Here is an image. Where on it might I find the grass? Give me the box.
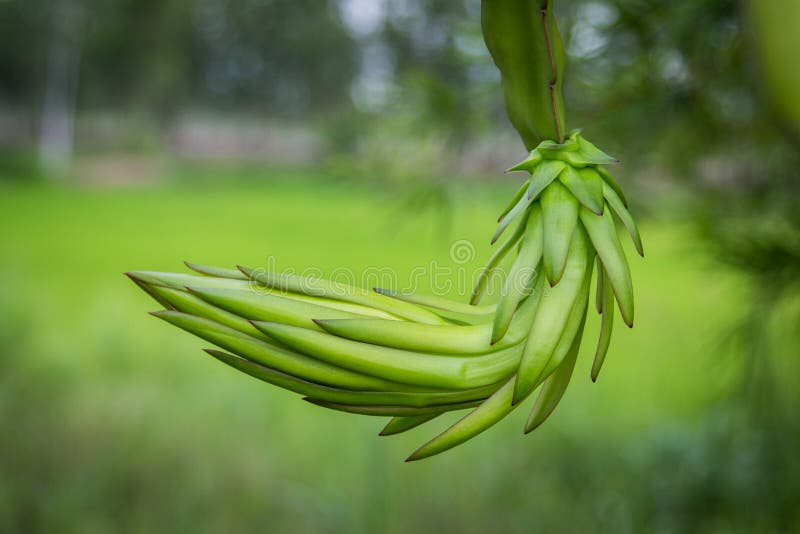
[0,176,793,532]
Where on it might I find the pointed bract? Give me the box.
[252,321,521,390]
[541,181,580,285]
[595,257,605,314]
[559,166,603,215]
[505,150,542,174]
[205,349,495,408]
[524,310,586,432]
[591,272,615,382]
[497,179,531,221]
[579,208,635,327]
[526,160,566,201]
[513,228,590,403]
[596,166,628,207]
[473,214,528,304]
[315,318,495,354]
[492,206,544,343]
[406,377,518,461]
[380,414,443,436]
[603,182,644,257]
[185,262,248,280]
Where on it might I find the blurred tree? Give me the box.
[189,0,359,116]
[78,0,197,127]
[557,0,747,173]
[0,1,50,109]
[0,0,360,172]
[379,0,476,148]
[77,0,359,118]
[39,0,84,176]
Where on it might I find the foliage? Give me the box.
[0,0,359,119]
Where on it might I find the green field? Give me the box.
[0,178,789,532]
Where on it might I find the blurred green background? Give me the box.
[1,0,799,532]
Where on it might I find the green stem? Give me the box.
[482,0,567,147]
[540,3,564,142]
[747,0,800,142]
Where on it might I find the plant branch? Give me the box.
[540,3,563,142]
[481,0,567,148]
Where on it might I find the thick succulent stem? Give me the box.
[746,0,800,142]
[481,0,567,147]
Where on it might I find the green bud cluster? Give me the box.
[127,133,642,461]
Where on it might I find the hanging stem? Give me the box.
[482,0,567,148]
[540,3,564,142]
